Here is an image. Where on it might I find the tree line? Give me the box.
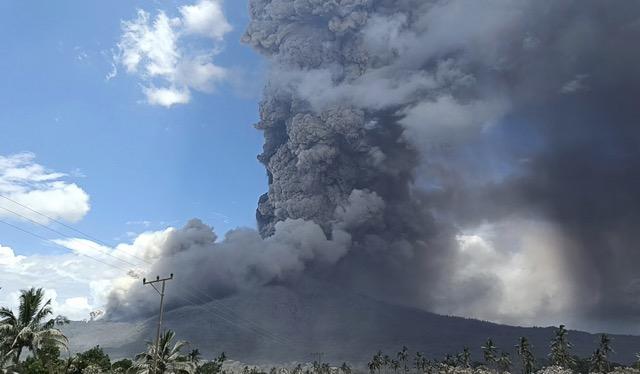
[365,328,626,374]
[2,288,640,374]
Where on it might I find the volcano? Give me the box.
[63,280,640,365]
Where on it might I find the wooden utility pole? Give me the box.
[143,273,174,374]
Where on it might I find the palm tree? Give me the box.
[413,352,423,373]
[600,334,612,353]
[368,360,376,374]
[516,337,535,374]
[497,352,512,374]
[599,334,613,361]
[482,339,498,367]
[188,348,201,366]
[313,360,331,374]
[0,348,13,372]
[443,354,456,367]
[457,347,471,368]
[590,334,613,373]
[340,362,352,374]
[133,330,196,374]
[413,352,429,374]
[375,351,385,374]
[369,351,384,374]
[383,354,391,374]
[549,325,574,368]
[320,363,330,374]
[0,287,68,364]
[590,349,607,373]
[391,359,400,374]
[398,346,409,373]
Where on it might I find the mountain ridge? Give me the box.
[62,281,640,364]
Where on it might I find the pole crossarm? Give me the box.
[143,274,174,285]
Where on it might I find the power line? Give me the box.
[175,286,294,347]
[0,218,128,271]
[0,216,294,348]
[0,193,296,347]
[171,278,294,345]
[0,198,297,350]
[0,205,142,269]
[0,193,151,267]
[185,297,292,348]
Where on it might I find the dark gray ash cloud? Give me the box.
[107,0,640,333]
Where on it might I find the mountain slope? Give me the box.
[63,281,640,364]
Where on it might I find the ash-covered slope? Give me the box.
[64,281,640,364]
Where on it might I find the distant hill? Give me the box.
[62,280,640,365]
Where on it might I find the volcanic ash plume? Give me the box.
[108,0,640,333]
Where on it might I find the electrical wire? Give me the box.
[0,195,297,349]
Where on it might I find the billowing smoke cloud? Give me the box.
[105,218,352,318]
[108,0,640,333]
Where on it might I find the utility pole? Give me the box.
[143,273,173,374]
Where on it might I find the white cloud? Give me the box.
[175,56,227,93]
[180,0,232,40]
[0,153,90,224]
[5,227,184,319]
[57,296,92,319]
[0,228,166,320]
[115,1,232,107]
[0,245,24,266]
[119,11,179,77]
[143,86,191,107]
[0,243,122,321]
[51,238,115,259]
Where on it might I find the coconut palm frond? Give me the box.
[0,288,69,364]
[132,330,196,374]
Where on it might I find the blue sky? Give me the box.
[0,0,627,332]
[0,0,266,259]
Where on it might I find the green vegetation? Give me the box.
[482,339,498,368]
[69,345,112,373]
[590,335,614,374]
[2,289,640,374]
[132,330,197,373]
[549,325,574,369]
[515,337,535,374]
[361,326,635,374]
[0,287,69,366]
